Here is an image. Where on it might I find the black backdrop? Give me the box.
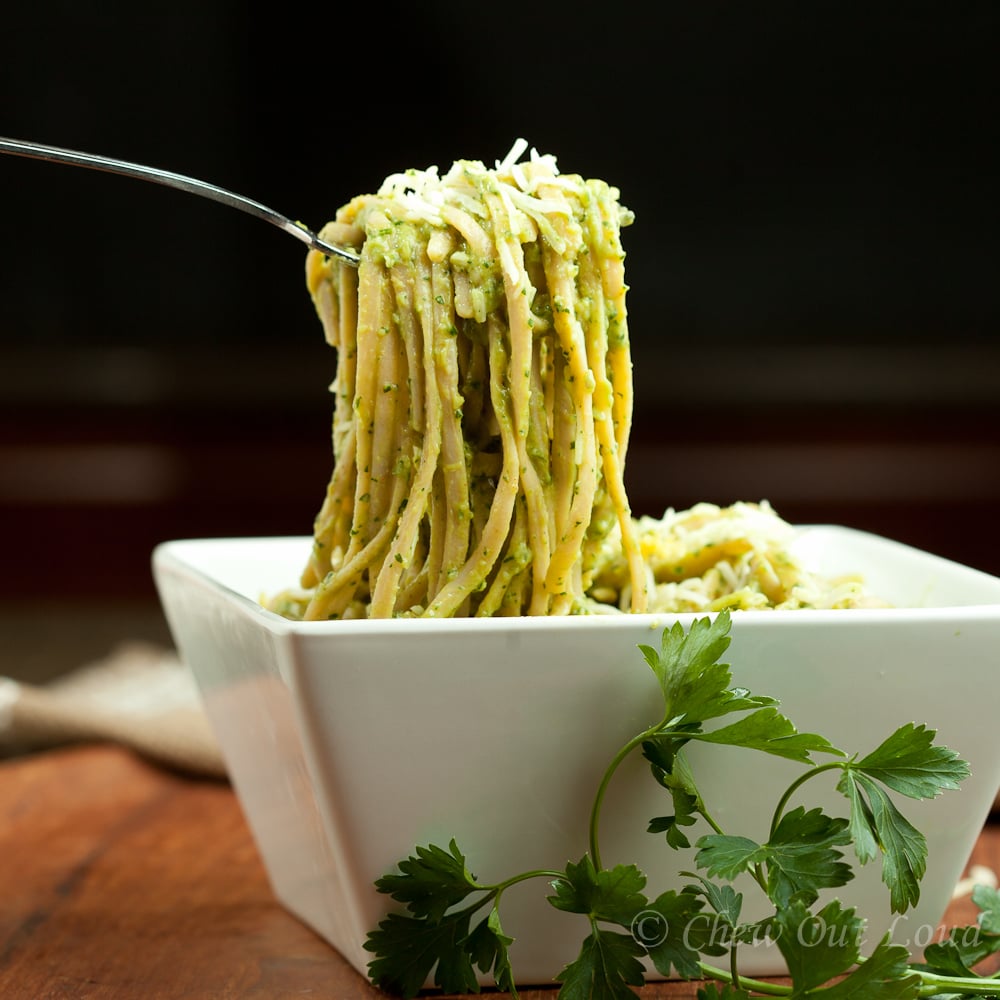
[2,2,996,354]
[1,2,999,596]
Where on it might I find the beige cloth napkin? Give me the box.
[0,640,226,778]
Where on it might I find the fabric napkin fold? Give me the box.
[0,640,227,778]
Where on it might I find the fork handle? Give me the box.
[0,136,359,265]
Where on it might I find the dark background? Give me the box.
[1,2,998,660]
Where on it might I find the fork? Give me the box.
[0,135,360,265]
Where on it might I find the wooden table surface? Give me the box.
[1,745,997,999]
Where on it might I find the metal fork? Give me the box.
[0,136,360,265]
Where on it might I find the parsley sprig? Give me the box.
[365,610,999,998]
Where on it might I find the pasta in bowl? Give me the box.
[153,142,1000,989]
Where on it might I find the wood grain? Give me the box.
[0,745,996,998]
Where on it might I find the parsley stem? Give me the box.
[697,961,793,995]
[486,868,566,893]
[698,960,1000,998]
[447,870,565,924]
[444,867,561,928]
[588,723,666,869]
[916,971,1000,995]
[768,760,845,839]
[697,801,726,838]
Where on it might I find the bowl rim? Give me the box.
[152,525,1000,636]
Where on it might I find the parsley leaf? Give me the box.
[647,789,700,849]
[679,875,748,958]
[373,838,480,922]
[640,609,841,767]
[920,926,1000,977]
[694,834,765,882]
[644,743,703,848]
[365,839,503,996]
[838,770,927,912]
[365,908,478,997]
[975,882,1000,933]
[638,888,707,977]
[820,934,921,1000]
[840,766,880,866]
[849,723,970,799]
[691,706,842,763]
[548,855,648,925]
[556,929,647,1000]
[764,806,854,906]
[638,610,776,724]
[683,874,744,931]
[835,723,967,914]
[919,884,1000,975]
[772,898,864,990]
[467,906,517,994]
[695,808,852,907]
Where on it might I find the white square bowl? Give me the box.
[152,525,1000,985]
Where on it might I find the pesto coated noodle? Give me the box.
[266,141,882,620]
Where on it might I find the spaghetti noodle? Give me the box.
[266,142,881,620]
